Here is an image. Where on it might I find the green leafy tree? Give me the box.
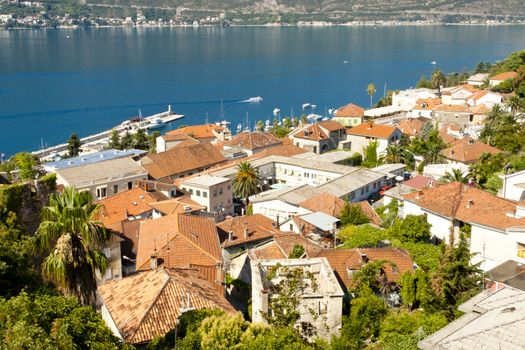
[483,173,503,194]
[416,75,432,88]
[430,69,446,97]
[367,83,377,109]
[148,131,161,153]
[439,168,472,184]
[338,224,388,248]
[256,120,264,132]
[380,144,407,164]
[232,161,261,212]
[120,131,134,150]
[239,324,313,350]
[67,133,81,157]
[0,291,131,349]
[340,201,370,226]
[199,312,247,350]
[283,117,292,129]
[108,129,121,150]
[33,187,109,306]
[362,140,381,168]
[289,245,305,258]
[12,152,38,181]
[133,128,150,150]
[505,95,525,116]
[388,215,431,243]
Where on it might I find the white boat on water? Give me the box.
[273,108,280,117]
[431,61,437,65]
[216,120,231,128]
[243,96,263,103]
[147,118,165,130]
[302,103,311,109]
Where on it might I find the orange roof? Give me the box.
[217,214,281,248]
[398,118,426,137]
[274,232,323,257]
[314,247,414,291]
[413,98,442,110]
[438,128,457,144]
[318,120,346,132]
[166,124,225,140]
[404,182,525,231]
[250,241,287,259]
[98,268,235,344]
[346,122,399,139]
[404,175,433,190]
[223,132,281,151]
[440,138,501,163]
[433,104,471,113]
[148,196,205,215]
[136,214,222,271]
[442,84,481,96]
[491,71,518,81]
[334,103,365,118]
[254,144,307,157]
[471,104,491,115]
[96,188,160,231]
[142,143,227,180]
[299,192,345,217]
[292,123,329,141]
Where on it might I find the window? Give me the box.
[227,199,230,204]
[127,182,133,190]
[213,190,218,197]
[203,191,208,198]
[227,185,231,190]
[219,188,223,195]
[351,192,356,200]
[96,187,107,199]
[361,188,364,195]
[366,185,369,193]
[373,182,377,189]
[196,190,201,196]
[189,189,193,195]
[113,184,119,194]
[290,223,293,231]
[392,265,399,273]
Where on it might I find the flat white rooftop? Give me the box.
[181,174,230,187]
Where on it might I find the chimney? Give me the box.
[416,191,423,199]
[150,254,158,270]
[244,228,249,239]
[466,199,474,209]
[360,253,369,264]
[276,214,280,229]
[228,231,233,241]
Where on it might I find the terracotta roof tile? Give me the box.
[149,196,205,215]
[299,192,345,217]
[398,118,426,137]
[334,103,365,118]
[98,268,235,344]
[318,120,346,132]
[403,182,525,231]
[403,175,433,190]
[346,122,399,139]
[166,124,226,140]
[136,214,222,271]
[273,232,323,257]
[217,214,280,248]
[250,241,287,260]
[413,98,442,110]
[223,132,281,151]
[433,104,472,113]
[142,143,227,179]
[314,247,414,291]
[96,188,159,230]
[440,138,502,163]
[491,71,518,81]
[292,123,329,141]
[438,128,457,144]
[471,104,492,115]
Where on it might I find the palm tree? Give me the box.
[431,69,446,97]
[367,83,377,109]
[232,161,261,212]
[380,144,406,164]
[256,120,264,131]
[422,142,445,165]
[440,168,472,184]
[33,187,109,306]
[505,95,525,116]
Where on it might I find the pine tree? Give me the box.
[120,132,134,150]
[108,129,121,150]
[133,129,149,150]
[67,133,81,157]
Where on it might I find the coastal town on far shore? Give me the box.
[1,38,525,349]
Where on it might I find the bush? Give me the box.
[338,224,389,248]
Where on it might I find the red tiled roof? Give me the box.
[440,138,502,163]
[413,98,442,110]
[148,196,205,215]
[346,122,398,139]
[217,214,280,248]
[491,71,518,81]
[98,268,235,344]
[314,247,414,291]
[274,232,323,257]
[292,123,329,141]
[403,175,433,190]
[96,188,159,231]
[166,124,226,140]
[318,120,346,132]
[403,182,525,231]
[142,143,227,180]
[334,103,365,118]
[433,104,471,113]
[398,118,426,137]
[136,214,222,271]
[223,132,281,151]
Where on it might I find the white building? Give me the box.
[180,174,233,216]
[54,157,148,200]
[251,258,343,340]
[499,169,525,202]
[402,182,525,271]
[467,91,503,108]
[489,71,518,87]
[466,73,489,86]
[345,122,403,157]
[441,85,480,106]
[392,88,436,109]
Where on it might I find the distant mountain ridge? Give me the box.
[81,0,525,19]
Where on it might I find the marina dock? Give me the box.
[32,107,184,160]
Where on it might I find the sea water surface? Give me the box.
[1,25,525,156]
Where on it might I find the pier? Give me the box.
[32,107,184,160]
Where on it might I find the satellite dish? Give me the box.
[395,176,404,182]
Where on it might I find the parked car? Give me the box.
[379,185,393,196]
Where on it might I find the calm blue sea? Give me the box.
[1,25,524,156]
